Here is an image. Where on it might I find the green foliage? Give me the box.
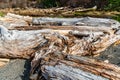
[0,12,4,17]
[105,0,120,11]
[39,0,60,8]
[112,14,120,22]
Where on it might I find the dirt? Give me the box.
[0,59,31,80]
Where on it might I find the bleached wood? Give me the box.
[0,26,51,58]
[31,55,120,80]
[0,14,120,80]
[42,63,108,80]
[0,24,119,58]
[32,17,120,28]
[0,58,9,67]
[6,13,32,23]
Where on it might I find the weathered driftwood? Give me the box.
[1,13,120,30]
[4,13,117,28]
[0,14,120,80]
[0,13,32,29]
[6,13,32,23]
[0,58,9,67]
[42,56,120,80]
[0,25,119,80]
[1,24,119,58]
[0,25,50,58]
[31,54,120,80]
[13,25,120,55]
[28,27,120,80]
[32,17,120,28]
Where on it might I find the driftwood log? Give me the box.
[0,13,120,80]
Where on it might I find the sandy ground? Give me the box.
[95,44,120,66]
[0,59,31,80]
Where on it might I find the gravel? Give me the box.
[0,59,31,80]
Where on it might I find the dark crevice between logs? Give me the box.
[30,59,46,80]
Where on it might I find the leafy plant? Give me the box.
[112,14,120,22]
[104,0,120,11]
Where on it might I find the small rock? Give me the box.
[104,60,109,63]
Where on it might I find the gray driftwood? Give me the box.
[0,14,120,80]
[32,17,120,28]
[0,24,120,80]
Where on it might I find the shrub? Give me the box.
[112,14,120,22]
[105,0,120,11]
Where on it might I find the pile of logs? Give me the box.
[0,13,120,80]
[1,7,119,18]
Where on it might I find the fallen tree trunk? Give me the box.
[31,54,120,80]
[0,13,32,29]
[1,13,120,30]
[32,17,120,28]
[0,26,50,59]
[0,24,119,58]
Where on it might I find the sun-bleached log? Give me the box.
[6,13,32,23]
[3,13,120,29]
[32,17,120,28]
[41,62,108,80]
[0,24,120,58]
[0,13,32,29]
[0,25,51,59]
[31,54,120,80]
